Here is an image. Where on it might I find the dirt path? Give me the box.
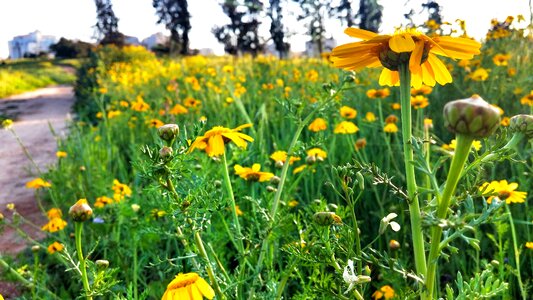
[0,85,74,255]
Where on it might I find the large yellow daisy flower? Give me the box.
[188,124,254,157]
[162,273,214,300]
[331,27,481,88]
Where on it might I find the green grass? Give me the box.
[0,58,78,98]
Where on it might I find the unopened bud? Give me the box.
[364,265,372,276]
[32,245,41,252]
[443,95,500,138]
[159,146,173,158]
[214,180,222,188]
[266,185,277,193]
[157,124,180,141]
[96,259,109,269]
[275,160,284,169]
[313,212,342,226]
[389,239,401,250]
[69,199,93,222]
[131,204,140,212]
[490,260,500,267]
[509,114,533,139]
[270,176,281,185]
[306,155,316,165]
[356,275,372,284]
[356,172,365,190]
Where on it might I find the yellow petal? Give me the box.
[411,71,423,89]
[389,33,415,53]
[333,55,381,70]
[189,284,203,300]
[421,61,436,87]
[379,69,400,86]
[427,54,452,85]
[409,40,425,73]
[234,165,244,174]
[195,278,215,299]
[507,182,518,191]
[206,135,225,157]
[252,164,261,172]
[344,27,378,40]
[175,287,189,300]
[233,123,253,132]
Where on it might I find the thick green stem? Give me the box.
[425,134,474,298]
[506,205,527,300]
[222,151,245,255]
[398,65,427,280]
[75,222,92,300]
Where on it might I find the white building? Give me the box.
[142,32,169,50]
[8,31,56,59]
[305,37,337,57]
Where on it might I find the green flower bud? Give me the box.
[159,146,173,159]
[266,185,277,193]
[269,176,281,185]
[313,212,342,226]
[96,259,109,269]
[32,245,41,252]
[443,94,500,138]
[157,124,180,141]
[509,114,533,139]
[69,199,93,222]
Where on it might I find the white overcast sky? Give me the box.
[0,0,531,59]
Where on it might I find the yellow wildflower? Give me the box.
[234,164,274,182]
[331,27,481,88]
[188,124,254,157]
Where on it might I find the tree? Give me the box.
[50,38,94,58]
[293,0,330,55]
[333,0,382,32]
[268,0,290,58]
[357,0,382,32]
[213,0,264,56]
[94,0,125,46]
[152,0,191,55]
[334,0,355,27]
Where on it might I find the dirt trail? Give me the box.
[0,85,74,254]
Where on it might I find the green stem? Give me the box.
[398,65,427,281]
[222,151,245,255]
[75,222,92,300]
[194,231,225,299]
[425,134,474,298]
[254,84,344,276]
[506,205,527,300]
[133,234,138,300]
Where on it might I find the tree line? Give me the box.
[52,0,442,59]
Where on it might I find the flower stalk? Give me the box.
[74,222,92,300]
[425,133,474,298]
[398,64,427,280]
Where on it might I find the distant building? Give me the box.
[8,30,56,59]
[305,37,336,57]
[142,32,169,50]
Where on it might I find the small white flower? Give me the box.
[379,212,401,234]
[343,259,358,294]
[343,259,371,294]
